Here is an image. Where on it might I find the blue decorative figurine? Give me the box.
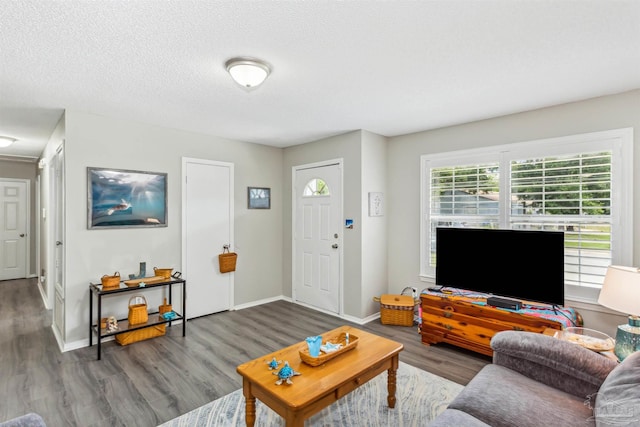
[266,357,281,370]
[273,361,301,385]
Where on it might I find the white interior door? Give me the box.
[293,161,342,314]
[183,158,234,319]
[52,145,65,331]
[0,179,28,281]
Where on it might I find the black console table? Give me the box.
[89,277,186,360]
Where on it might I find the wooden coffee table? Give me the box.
[236,325,404,426]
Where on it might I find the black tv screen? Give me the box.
[435,227,565,306]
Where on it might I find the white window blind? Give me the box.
[421,128,633,303]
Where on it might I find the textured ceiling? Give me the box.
[1,0,639,159]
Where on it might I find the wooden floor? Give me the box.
[0,278,490,427]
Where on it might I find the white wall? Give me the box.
[361,131,388,318]
[62,110,283,345]
[386,89,640,333]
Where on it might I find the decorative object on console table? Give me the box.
[153,267,173,279]
[597,265,640,361]
[127,295,149,325]
[159,298,172,315]
[100,271,120,289]
[115,324,165,346]
[219,245,237,273]
[129,262,147,280]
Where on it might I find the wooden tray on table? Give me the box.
[299,332,359,366]
[123,276,167,287]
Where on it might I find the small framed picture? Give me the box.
[248,187,271,209]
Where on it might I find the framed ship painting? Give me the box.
[87,167,168,229]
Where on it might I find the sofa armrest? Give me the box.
[491,330,618,398]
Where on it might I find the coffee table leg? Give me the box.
[243,378,256,427]
[387,364,398,408]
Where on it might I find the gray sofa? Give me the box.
[430,330,640,427]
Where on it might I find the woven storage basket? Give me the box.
[159,298,172,315]
[377,294,415,326]
[101,272,120,289]
[299,332,359,367]
[219,248,237,273]
[153,267,173,279]
[128,295,149,326]
[115,324,166,346]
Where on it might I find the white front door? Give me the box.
[293,161,342,314]
[0,179,28,280]
[182,158,234,319]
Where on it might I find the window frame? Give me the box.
[420,128,633,304]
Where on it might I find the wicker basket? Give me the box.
[219,248,237,273]
[128,295,149,326]
[115,324,166,346]
[299,332,359,367]
[159,298,172,315]
[376,294,415,326]
[101,272,120,289]
[153,267,173,279]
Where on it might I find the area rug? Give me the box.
[158,362,463,426]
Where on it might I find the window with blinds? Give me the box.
[421,128,632,303]
[510,152,612,288]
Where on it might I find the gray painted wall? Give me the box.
[282,131,363,318]
[58,110,283,344]
[386,89,640,334]
[34,89,638,347]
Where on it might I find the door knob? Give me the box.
[56,241,63,246]
[332,244,339,249]
[19,234,25,237]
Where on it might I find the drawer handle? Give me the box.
[443,311,452,318]
[444,324,453,330]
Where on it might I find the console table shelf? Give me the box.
[420,293,569,356]
[89,278,186,360]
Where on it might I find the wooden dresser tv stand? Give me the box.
[420,293,566,356]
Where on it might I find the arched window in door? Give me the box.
[303,178,330,196]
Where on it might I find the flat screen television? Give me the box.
[435,227,565,306]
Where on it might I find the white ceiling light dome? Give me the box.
[0,136,17,148]
[225,57,271,89]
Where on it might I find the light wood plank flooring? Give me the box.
[0,278,489,427]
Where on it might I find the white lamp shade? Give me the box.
[225,58,270,88]
[598,265,640,316]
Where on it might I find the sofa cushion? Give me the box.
[428,408,490,427]
[595,351,640,427]
[447,364,595,427]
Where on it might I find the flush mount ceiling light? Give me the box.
[225,57,271,89]
[0,136,17,148]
